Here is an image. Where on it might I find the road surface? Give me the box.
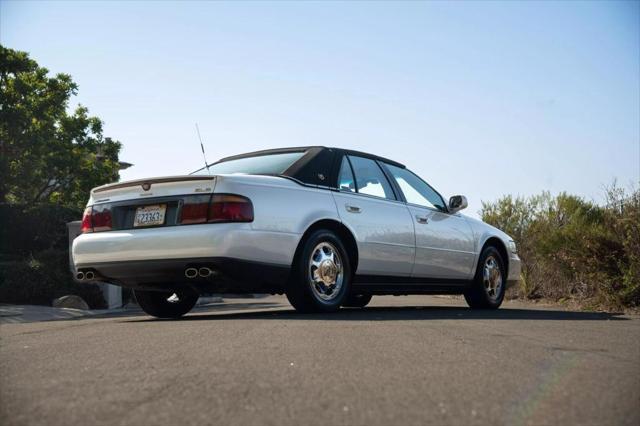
[1,295,639,426]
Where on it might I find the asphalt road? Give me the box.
[1,295,639,426]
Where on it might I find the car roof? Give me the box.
[217,146,405,169]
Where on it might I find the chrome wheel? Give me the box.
[483,255,503,301]
[308,242,344,302]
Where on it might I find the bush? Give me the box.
[0,249,106,308]
[0,203,81,258]
[0,203,106,309]
[481,184,640,309]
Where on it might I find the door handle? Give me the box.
[416,215,429,224]
[345,204,361,213]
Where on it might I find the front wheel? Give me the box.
[134,288,199,319]
[286,229,352,313]
[464,246,506,309]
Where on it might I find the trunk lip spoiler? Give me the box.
[93,176,216,193]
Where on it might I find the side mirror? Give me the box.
[448,195,468,214]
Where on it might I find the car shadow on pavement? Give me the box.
[125,304,630,322]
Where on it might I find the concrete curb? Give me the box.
[0,304,131,324]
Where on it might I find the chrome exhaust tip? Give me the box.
[85,271,95,280]
[198,267,212,278]
[185,268,198,279]
[76,271,85,281]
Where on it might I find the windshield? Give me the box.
[191,151,305,176]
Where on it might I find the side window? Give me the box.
[337,157,356,192]
[384,163,446,211]
[348,156,396,200]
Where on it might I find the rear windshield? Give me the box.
[191,151,305,176]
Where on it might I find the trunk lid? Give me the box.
[83,176,218,232]
[89,175,217,205]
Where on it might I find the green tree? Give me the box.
[0,45,122,209]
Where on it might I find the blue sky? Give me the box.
[2,0,638,216]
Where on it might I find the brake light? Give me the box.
[179,195,210,224]
[81,206,112,233]
[81,207,93,233]
[179,194,254,224]
[92,205,113,232]
[209,195,253,223]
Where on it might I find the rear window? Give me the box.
[192,152,305,176]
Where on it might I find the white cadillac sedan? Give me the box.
[72,147,521,318]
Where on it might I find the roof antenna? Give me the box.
[195,123,210,175]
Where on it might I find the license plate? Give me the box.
[133,204,166,227]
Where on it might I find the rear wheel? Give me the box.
[464,246,506,309]
[286,229,351,313]
[134,288,199,319]
[343,293,372,308]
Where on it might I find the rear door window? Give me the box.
[348,155,396,200]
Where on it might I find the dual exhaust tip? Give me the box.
[77,267,211,281]
[76,270,96,281]
[185,267,214,279]
[78,268,212,281]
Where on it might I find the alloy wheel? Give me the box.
[308,242,344,302]
[483,255,503,302]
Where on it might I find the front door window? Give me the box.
[383,163,446,211]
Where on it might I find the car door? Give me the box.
[332,155,415,277]
[382,163,476,280]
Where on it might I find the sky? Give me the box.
[1,0,639,217]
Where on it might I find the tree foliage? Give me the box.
[481,184,640,309]
[0,46,119,308]
[0,45,121,210]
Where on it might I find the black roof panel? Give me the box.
[216,146,405,169]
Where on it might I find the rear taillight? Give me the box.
[80,206,112,233]
[179,195,210,224]
[81,207,93,233]
[209,195,254,223]
[92,205,113,232]
[179,194,253,224]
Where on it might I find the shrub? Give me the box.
[0,203,81,258]
[0,204,106,309]
[0,249,106,308]
[481,184,640,309]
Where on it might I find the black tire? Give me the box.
[464,246,506,309]
[286,229,352,313]
[134,288,199,319]
[343,293,373,308]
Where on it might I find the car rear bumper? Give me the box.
[75,257,290,293]
[72,223,300,267]
[71,223,299,292]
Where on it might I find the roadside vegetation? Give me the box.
[481,185,640,310]
[0,45,122,308]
